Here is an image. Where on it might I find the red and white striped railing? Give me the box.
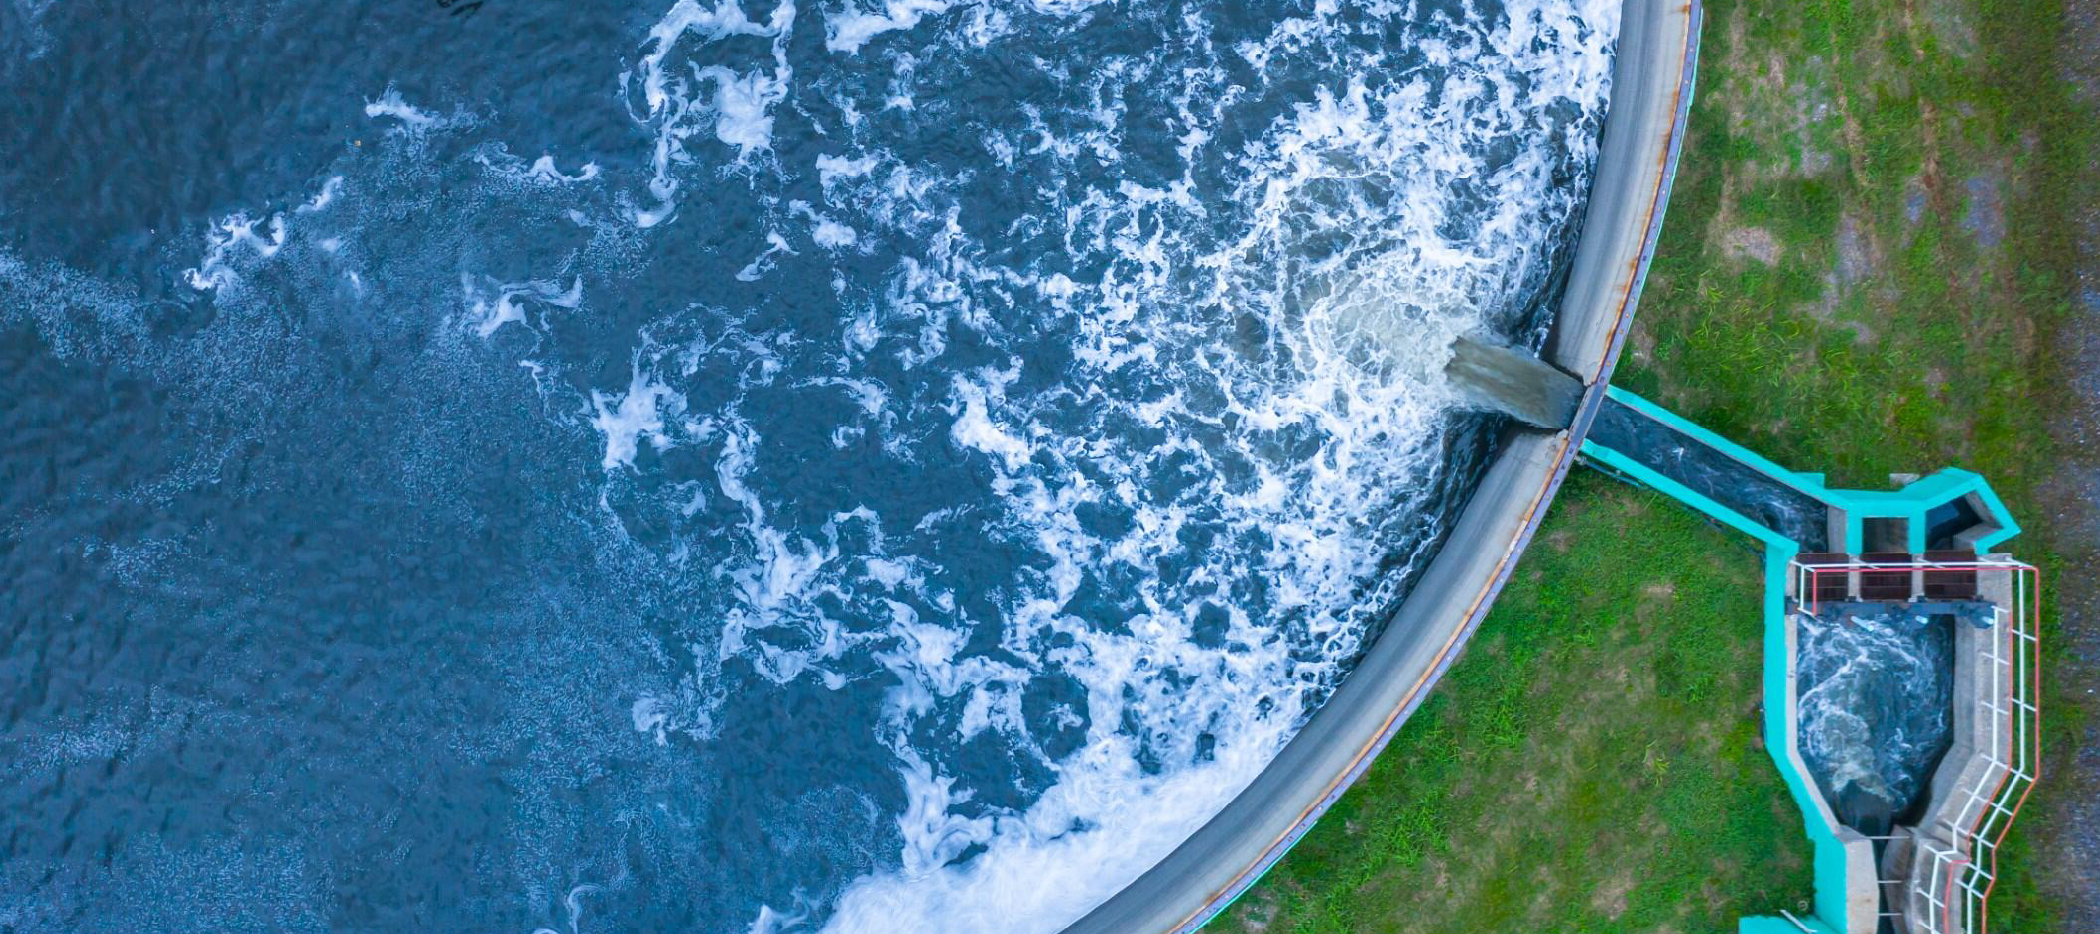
[1787,556,2040,934]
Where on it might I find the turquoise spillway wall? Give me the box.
[1580,386,2020,934]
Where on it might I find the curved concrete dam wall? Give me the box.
[1059,3,1702,932]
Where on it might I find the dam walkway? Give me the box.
[1580,386,2040,934]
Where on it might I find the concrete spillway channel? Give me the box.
[1582,387,2037,934]
[1059,3,1703,933]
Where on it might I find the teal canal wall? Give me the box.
[1582,385,2021,934]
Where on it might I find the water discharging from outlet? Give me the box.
[1797,608,1957,835]
[1443,334,1583,430]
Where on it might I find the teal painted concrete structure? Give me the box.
[1581,385,2023,934]
[1596,385,2020,555]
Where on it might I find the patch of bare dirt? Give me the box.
[1628,320,1658,366]
[1961,165,2007,250]
[1799,214,1883,344]
[1234,895,1275,933]
[1591,869,1635,919]
[1922,0,1980,58]
[1903,174,1930,226]
[1717,5,1835,181]
[1835,213,1876,287]
[1718,223,1781,266]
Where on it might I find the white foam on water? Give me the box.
[823,0,1109,51]
[746,905,809,934]
[529,156,601,183]
[526,882,608,934]
[473,145,604,186]
[792,197,860,250]
[704,65,790,154]
[815,153,879,184]
[591,362,687,471]
[812,220,857,249]
[151,0,1620,926]
[824,0,958,54]
[459,274,583,338]
[363,86,471,135]
[736,230,798,281]
[945,366,1031,471]
[185,212,287,292]
[181,170,368,294]
[296,176,344,214]
[624,0,797,226]
[823,710,1296,932]
[1797,608,1953,810]
[766,1,1621,930]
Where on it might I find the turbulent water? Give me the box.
[0,0,1616,931]
[1797,608,1957,831]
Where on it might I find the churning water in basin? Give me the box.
[0,0,1616,930]
[1797,608,1957,835]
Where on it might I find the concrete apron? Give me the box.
[1055,3,1704,933]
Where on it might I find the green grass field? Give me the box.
[1213,474,1814,934]
[1212,0,2095,928]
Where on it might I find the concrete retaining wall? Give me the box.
[1057,4,1702,932]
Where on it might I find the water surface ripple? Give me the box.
[0,0,1616,930]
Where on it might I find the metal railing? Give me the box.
[1787,556,2040,934]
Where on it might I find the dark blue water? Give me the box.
[1587,396,1830,551]
[0,1,1616,930]
[1797,607,1957,834]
